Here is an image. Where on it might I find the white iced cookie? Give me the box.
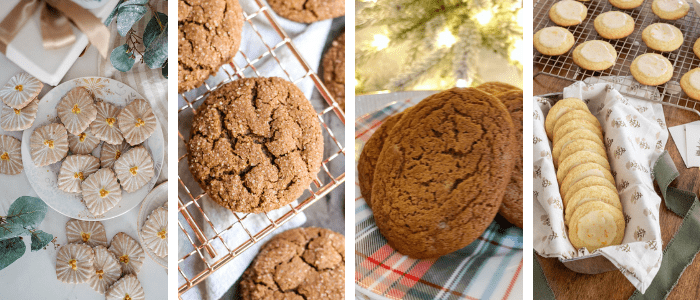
[100,141,130,169]
[0,135,23,175]
[56,243,95,284]
[642,23,683,52]
[68,131,101,155]
[58,155,100,193]
[113,146,155,193]
[90,101,123,145]
[631,53,674,86]
[30,123,69,167]
[534,26,575,55]
[594,11,634,39]
[65,218,108,247]
[572,40,617,71]
[81,168,122,216]
[106,274,145,300]
[680,68,700,100]
[0,73,43,109]
[89,245,122,295]
[141,206,168,258]
[57,87,97,136]
[109,232,146,275]
[549,0,588,26]
[652,0,690,20]
[117,99,157,146]
[0,98,38,131]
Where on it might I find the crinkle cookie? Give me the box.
[267,0,345,23]
[321,33,345,110]
[0,72,42,109]
[476,81,521,95]
[495,90,524,228]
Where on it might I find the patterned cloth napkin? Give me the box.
[355,100,523,300]
[533,79,668,293]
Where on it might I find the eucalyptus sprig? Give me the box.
[0,197,53,271]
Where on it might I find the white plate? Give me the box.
[21,77,164,221]
[138,181,167,269]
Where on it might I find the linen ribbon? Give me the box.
[0,0,110,58]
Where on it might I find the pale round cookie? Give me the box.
[545,97,591,139]
[66,219,108,247]
[552,129,605,162]
[594,11,634,39]
[695,38,700,59]
[549,0,588,26]
[106,274,145,300]
[0,135,22,175]
[609,0,644,9]
[117,98,157,146]
[90,101,123,145]
[0,73,43,109]
[641,23,683,52]
[100,141,130,169]
[140,206,168,258]
[558,139,608,168]
[81,168,122,216]
[56,243,95,284]
[534,26,575,56]
[680,68,700,100]
[630,53,674,86]
[58,155,100,193]
[557,150,611,183]
[57,87,98,136]
[563,176,618,207]
[113,146,154,193]
[572,40,617,71]
[1,98,38,131]
[565,185,621,224]
[560,162,616,197]
[553,119,604,147]
[109,232,145,275]
[30,123,69,167]
[89,245,122,295]
[568,201,625,251]
[652,0,690,20]
[552,110,602,141]
[68,131,101,155]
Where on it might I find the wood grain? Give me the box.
[534,68,700,300]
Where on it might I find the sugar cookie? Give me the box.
[594,11,634,39]
[609,0,644,9]
[545,97,591,140]
[560,162,616,197]
[680,68,700,100]
[563,176,618,207]
[557,150,611,183]
[549,0,588,26]
[641,23,683,52]
[552,110,603,141]
[630,53,674,86]
[565,185,621,225]
[652,0,690,20]
[572,40,617,71]
[534,27,576,56]
[568,201,625,251]
[558,139,608,168]
[552,129,605,163]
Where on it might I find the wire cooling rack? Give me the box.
[177,1,345,297]
[533,0,700,115]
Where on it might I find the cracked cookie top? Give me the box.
[321,32,345,110]
[267,0,345,23]
[187,77,323,213]
[178,0,244,93]
[238,227,344,300]
[371,87,516,259]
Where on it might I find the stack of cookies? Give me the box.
[358,82,523,259]
[545,98,625,252]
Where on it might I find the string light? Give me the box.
[371,34,390,50]
[436,28,456,48]
[511,39,524,64]
[475,10,493,25]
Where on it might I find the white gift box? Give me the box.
[0,0,119,86]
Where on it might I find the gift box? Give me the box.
[0,0,119,86]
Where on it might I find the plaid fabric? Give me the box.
[355,100,523,300]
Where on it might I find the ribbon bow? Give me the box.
[0,0,110,58]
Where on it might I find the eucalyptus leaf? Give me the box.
[117,4,148,36]
[161,61,168,78]
[30,230,52,252]
[111,44,136,72]
[104,0,124,26]
[0,222,29,241]
[143,23,168,69]
[120,0,149,5]
[144,12,167,49]
[6,196,47,229]
[0,237,25,271]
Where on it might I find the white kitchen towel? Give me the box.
[533,80,668,293]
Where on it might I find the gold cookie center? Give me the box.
[44,140,54,148]
[13,109,20,115]
[134,118,145,127]
[124,294,132,300]
[71,104,81,114]
[74,172,85,181]
[129,166,138,176]
[99,188,109,198]
[14,84,22,92]
[0,152,9,161]
[79,133,87,142]
[106,117,116,127]
[95,269,104,279]
[80,231,90,242]
[120,254,129,264]
[68,259,77,270]
[158,229,167,239]
[115,150,122,160]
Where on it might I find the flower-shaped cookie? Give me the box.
[117,99,157,145]
[81,168,122,216]
[90,101,123,145]
[56,243,95,284]
[106,274,145,300]
[0,135,22,175]
[58,155,100,193]
[113,146,154,193]
[141,206,167,258]
[0,73,43,109]
[109,232,145,275]
[65,218,108,247]
[0,98,38,131]
[67,131,101,155]
[56,87,97,135]
[30,123,69,167]
[100,141,130,169]
[89,245,122,295]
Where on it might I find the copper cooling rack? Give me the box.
[533,0,700,115]
[177,1,346,297]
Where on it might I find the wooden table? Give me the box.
[534,70,700,300]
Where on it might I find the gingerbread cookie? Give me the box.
[680,68,700,100]
[371,88,516,258]
[594,11,634,39]
[178,0,244,93]
[652,0,690,20]
[238,227,344,300]
[267,0,345,23]
[641,23,683,52]
[321,33,345,111]
[630,53,674,86]
[549,0,588,26]
[187,77,323,213]
[572,40,617,71]
[534,26,575,56]
[495,90,524,228]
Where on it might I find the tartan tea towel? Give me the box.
[355,98,523,300]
